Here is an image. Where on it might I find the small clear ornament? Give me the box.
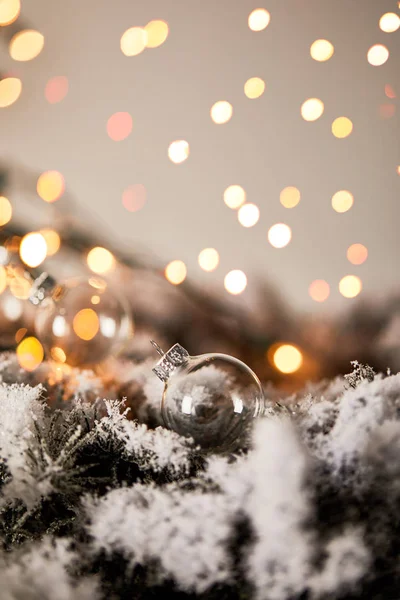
[151,341,265,453]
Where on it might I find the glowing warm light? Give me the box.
[273,344,303,374]
[19,232,47,268]
[238,203,260,227]
[107,112,132,141]
[339,275,362,299]
[0,265,6,295]
[309,280,330,303]
[9,30,44,62]
[0,77,22,108]
[50,347,66,363]
[223,185,246,209]
[280,186,300,209]
[367,44,389,66]
[122,184,146,212]
[224,270,247,295]
[37,171,65,203]
[0,196,12,225]
[17,337,44,371]
[397,166,400,175]
[15,327,27,343]
[0,0,20,25]
[347,243,368,265]
[379,13,400,33]
[301,98,324,121]
[165,260,187,285]
[40,229,61,256]
[120,27,147,56]
[73,308,99,341]
[332,190,354,213]
[3,296,22,321]
[145,20,169,48]
[9,276,31,299]
[91,295,100,305]
[168,140,189,163]
[45,76,68,104]
[198,248,219,272]
[210,101,233,124]
[248,8,270,31]
[310,39,334,61]
[385,84,396,99]
[268,223,292,248]
[244,77,265,99]
[87,247,115,275]
[331,117,353,138]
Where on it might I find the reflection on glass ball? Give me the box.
[34,276,133,367]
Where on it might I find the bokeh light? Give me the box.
[224,185,246,209]
[0,196,12,225]
[9,30,44,62]
[268,223,292,248]
[15,327,27,344]
[73,308,99,341]
[332,117,353,138]
[17,337,44,371]
[107,112,132,141]
[367,44,389,66]
[0,77,22,108]
[0,266,6,295]
[144,20,169,48]
[385,84,396,99]
[397,166,400,176]
[87,247,115,274]
[309,280,330,302]
[339,275,362,298]
[45,76,68,104]
[347,243,368,265]
[379,13,400,33]
[238,203,260,227]
[210,101,233,124]
[0,0,20,25]
[51,347,67,363]
[9,275,31,299]
[248,8,270,31]
[224,270,247,295]
[273,344,303,374]
[19,232,47,267]
[280,186,300,208]
[165,260,187,285]
[120,27,147,56]
[122,184,146,212]
[37,171,65,203]
[310,39,334,61]
[244,77,265,99]
[198,248,219,272]
[379,104,395,119]
[301,98,324,121]
[168,140,189,163]
[40,229,61,256]
[332,190,354,213]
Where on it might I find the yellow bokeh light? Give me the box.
[145,20,169,48]
[40,229,61,256]
[87,247,115,275]
[91,295,100,305]
[19,232,47,268]
[310,39,334,61]
[0,265,6,295]
[224,270,247,295]
[244,77,265,99]
[397,166,400,175]
[9,30,44,62]
[0,77,22,108]
[50,346,67,363]
[224,185,246,209]
[347,243,368,265]
[238,203,260,227]
[198,248,219,272]
[210,101,233,124]
[367,44,389,66]
[280,186,300,208]
[379,13,400,33]
[17,337,44,371]
[332,190,353,213]
[268,223,292,248]
[37,171,65,203]
[248,8,270,31]
[0,0,20,25]
[9,276,31,299]
[73,308,99,341]
[309,280,330,303]
[273,344,303,374]
[165,260,187,285]
[0,196,12,225]
[339,275,362,299]
[168,140,189,164]
[120,27,147,56]
[331,117,353,138]
[301,98,324,121]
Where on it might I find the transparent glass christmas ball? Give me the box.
[152,342,265,453]
[33,276,133,367]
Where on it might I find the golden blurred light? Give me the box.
[238,203,260,227]
[198,248,219,272]
[273,344,303,374]
[91,295,100,305]
[15,327,27,344]
[223,185,246,209]
[9,30,44,62]
[40,229,61,256]
[309,279,330,303]
[9,276,31,299]
[0,196,12,225]
[244,77,265,99]
[310,39,334,61]
[385,84,396,99]
[268,223,292,248]
[168,140,189,163]
[301,98,324,121]
[107,112,132,141]
[280,186,300,209]
[165,260,187,285]
[0,77,22,107]
[331,190,353,213]
[367,44,389,66]
[248,8,270,31]
[120,27,147,56]
[19,232,47,268]
[339,275,362,298]
[397,166,400,175]
[37,170,65,203]
[87,247,115,275]
[17,337,44,371]
[88,277,107,291]
[224,270,247,295]
[144,20,169,48]
[73,308,99,341]
[379,13,400,33]
[331,116,353,138]
[0,265,6,295]
[347,243,368,265]
[50,346,66,363]
[210,101,233,124]
[122,184,146,212]
[45,76,68,104]
[0,0,20,25]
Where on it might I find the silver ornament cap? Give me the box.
[151,341,189,383]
